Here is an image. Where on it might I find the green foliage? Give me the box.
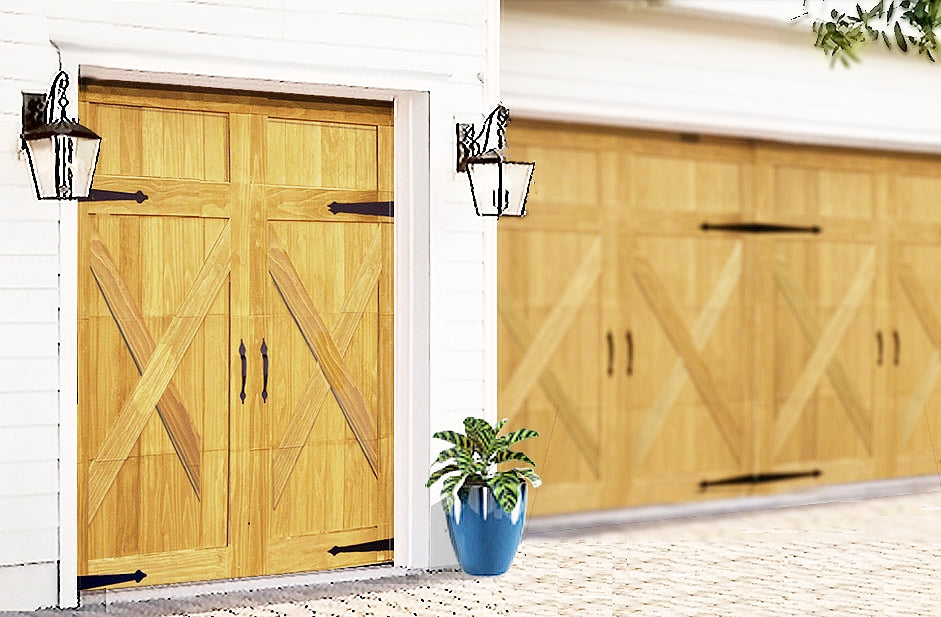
[802,0,941,64]
[425,417,541,514]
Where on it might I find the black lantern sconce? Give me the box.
[21,70,101,201]
[456,104,534,217]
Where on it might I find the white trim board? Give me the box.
[524,475,941,539]
[502,4,941,155]
[56,62,435,607]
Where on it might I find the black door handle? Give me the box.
[606,331,614,376]
[876,331,883,366]
[261,338,269,403]
[238,339,247,404]
[626,330,633,376]
[893,330,900,366]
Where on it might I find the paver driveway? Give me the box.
[22,490,941,617]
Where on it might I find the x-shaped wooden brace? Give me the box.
[633,243,743,465]
[632,254,744,464]
[268,228,380,509]
[87,222,231,521]
[772,247,875,456]
[498,238,602,478]
[772,252,874,455]
[897,262,941,446]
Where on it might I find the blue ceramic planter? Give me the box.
[445,483,527,576]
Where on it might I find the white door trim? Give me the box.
[54,57,433,607]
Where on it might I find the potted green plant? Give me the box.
[425,417,540,575]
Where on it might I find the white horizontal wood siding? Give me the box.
[0,0,499,609]
[0,3,66,611]
[503,1,941,154]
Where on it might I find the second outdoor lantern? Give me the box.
[457,104,535,217]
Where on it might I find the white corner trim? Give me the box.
[58,55,81,610]
[393,90,433,570]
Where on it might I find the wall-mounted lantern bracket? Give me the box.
[456,104,509,172]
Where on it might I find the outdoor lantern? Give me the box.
[21,70,101,200]
[456,104,535,217]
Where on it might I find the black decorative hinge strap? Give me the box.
[78,189,149,203]
[77,569,146,590]
[328,201,393,217]
[328,538,393,555]
[699,469,821,490]
[701,222,820,234]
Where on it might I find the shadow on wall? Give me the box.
[429,498,459,567]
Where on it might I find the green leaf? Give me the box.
[492,450,537,467]
[426,464,459,487]
[463,417,495,451]
[500,428,540,446]
[441,473,464,513]
[454,448,480,474]
[883,30,893,48]
[433,447,459,465]
[487,473,521,514]
[516,467,542,488]
[432,430,472,449]
[895,20,909,50]
[888,0,896,20]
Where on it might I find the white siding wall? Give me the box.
[503,1,941,153]
[0,5,66,611]
[0,0,499,609]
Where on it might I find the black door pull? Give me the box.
[261,338,269,403]
[606,331,614,376]
[893,330,900,366]
[626,330,634,376]
[876,331,883,366]
[238,339,247,404]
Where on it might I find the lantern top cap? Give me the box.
[21,117,100,141]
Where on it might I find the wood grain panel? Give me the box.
[772,247,875,456]
[268,228,379,474]
[632,255,744,462]
[633,242,743,465]
[271,233,383,506]
[498,237,602,419]
[87,225,202,497]
[772,254,873,453]
[86,223,231,520]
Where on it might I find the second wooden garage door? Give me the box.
[501,120,941,516]
[77,84,393,586]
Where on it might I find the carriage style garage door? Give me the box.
[501,120,941,517]
[77,83,394,586]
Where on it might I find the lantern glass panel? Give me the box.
[24,136,57,200]
[73,134,102,198]
[466,160,534,217]
[501,161,535,217]
[466,160,500,216]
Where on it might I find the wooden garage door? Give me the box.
[77,84,393,586]
[754,145,879,491]
[500,120,907,514]
[498,124,608,515]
